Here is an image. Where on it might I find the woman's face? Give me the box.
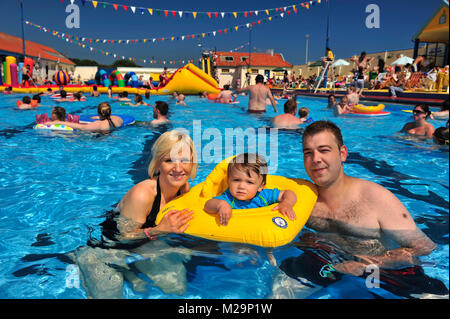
[158,149,193,189]
[413,106,427,122]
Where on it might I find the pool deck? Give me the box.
[272,87,448,106]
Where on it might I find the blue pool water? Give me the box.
[0,93,448,299]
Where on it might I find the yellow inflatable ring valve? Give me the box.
[352,104,385,113]
[208,93,219,100]
[156,156,318,247]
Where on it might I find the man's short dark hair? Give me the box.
[284,99,297,114]
[155,101,169,115]
[255,74,264,84]
[303,120,344,149]
[22,96,31,104]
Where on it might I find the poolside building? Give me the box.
[213,51,293,88]
[0,31,75,83]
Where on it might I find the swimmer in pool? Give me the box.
[45,102,123,131]
[271,99,303,129]
[204,153,297,226]
[216,85,237,104]
[235,74,278,113]
[151,101,170,126]
[271,121,444,299]
[400,104,435,138]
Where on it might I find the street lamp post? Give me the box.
[305,34,309,65]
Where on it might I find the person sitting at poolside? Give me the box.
[430,98,449,120]
[298,107,311,124]
[44,102,123,131]
[216,85,237,104]
[159,67,169,87]
[334,96,352,116]
[327,94,336,109]
[400,104,435,138]
[151,101,170,126]
[204,153,297,226]
[271,99,303,129]
[125,94,149,107]
[90,85,101,97]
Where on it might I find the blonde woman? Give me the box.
[117,130,197,239]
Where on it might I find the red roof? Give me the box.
[214,51,292,68]
[0,32,74,65]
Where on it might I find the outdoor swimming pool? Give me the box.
[0,93,448,299]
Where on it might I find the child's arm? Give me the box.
[204,199,233,226]
[272,190,297,221]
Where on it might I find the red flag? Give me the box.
[244,12,247,17]
[214,12,218,18]
[122,5,127,11]
[172,11,176,17]
[164,10,168,17]
[207,12,211,18]
[113,4,118,10]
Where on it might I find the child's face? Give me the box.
[227,167,264,201]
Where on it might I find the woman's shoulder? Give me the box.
[123,179,157,207]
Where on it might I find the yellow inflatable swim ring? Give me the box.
[352,104,385,113]
[156,156,318,247]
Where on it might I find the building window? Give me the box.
[221,56,234,62]
[240,57,249,62]
[439,12,446,24]
[221,69,230,73]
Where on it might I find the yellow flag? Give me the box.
[143,39,147,43]
[82,44,85,48]
[268,17,272,21]
[171,37,174,41]
[193,12,197,19]
[202,33,205,38]
[148,8,153,15]
[293,5,296,10]
[306,4,309,9]
[265,9,269,15]
[92,1,97,8]
[233,12,237,18]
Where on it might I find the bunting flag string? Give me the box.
[25,0,324,46]
[61,0,324,19]
[228,42,250,52]
[25,21,199,65]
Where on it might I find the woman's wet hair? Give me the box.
[32,94,41,103]
[303,120,344,149]
[52,106,66,121]
[414,104,431,118]
[433,127,449,145]
[60,90,67,98]
[97,102,112,120]
[22,96,31,104]
[73,92,82,100]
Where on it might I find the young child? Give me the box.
[204,153,297,226]
[298,107,312,124]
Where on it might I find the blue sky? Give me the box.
[0,0,445,66]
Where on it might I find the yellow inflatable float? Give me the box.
[352,104,385,113]
[156,156,318,247]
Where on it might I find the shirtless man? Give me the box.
[271,121,443,298]
[236,74,278,113]
[272,99,303,129]
[216,85,237,104]
[151,101,170,126]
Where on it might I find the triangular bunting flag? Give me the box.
[193,12,197,19]
[131,6,136,13]
[148,8,153,15]
[92,1,98,8]
[113,4,118,10]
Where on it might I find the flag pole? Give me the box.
[19,0,26,59]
